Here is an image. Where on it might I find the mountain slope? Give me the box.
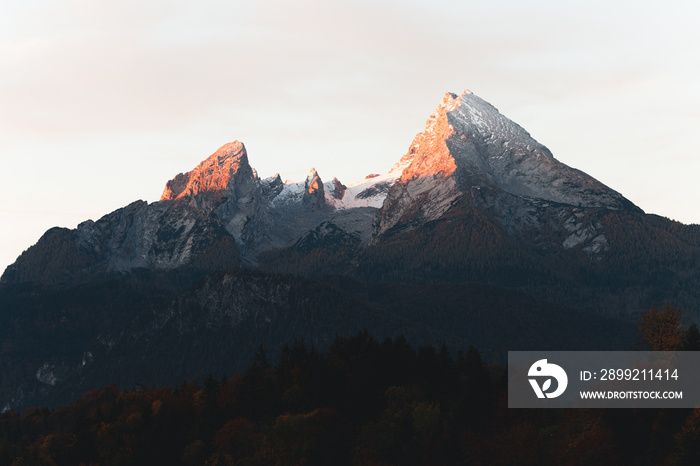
[1,200,240,284]
[1,89,699,413]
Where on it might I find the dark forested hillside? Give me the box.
[259,204,700,319]
[2,332,699,466]
[0,269,637,413]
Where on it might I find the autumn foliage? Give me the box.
[638,304,688,351]
[2,325,700,465]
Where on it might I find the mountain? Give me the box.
[0,90,644,284]
[1,89,699,412]
[375,91,638,238]
[0,90,646,284]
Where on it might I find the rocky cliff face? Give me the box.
[159,141,272,257]
[1,200,240,284]
[161,141,252,201]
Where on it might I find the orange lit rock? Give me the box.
[161,141,252,201]
[398,92,460,182]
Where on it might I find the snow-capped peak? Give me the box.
[378,88,638,232]
[448,91,542,152]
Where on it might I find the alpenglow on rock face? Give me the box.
[2,89,640,284]
[161,141,252,201]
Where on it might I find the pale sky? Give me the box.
[1,0,699,273]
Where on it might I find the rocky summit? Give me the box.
[161,141,252,202]
[375,91,639,240]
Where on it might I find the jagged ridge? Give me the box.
[3,89,644,284]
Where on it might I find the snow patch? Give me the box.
[82,351,94,367]
[36,363,57,386]
[272,180,306,205]
[272,163,404,210]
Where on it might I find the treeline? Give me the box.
[0,333,496,465]
[3,329,700,465]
